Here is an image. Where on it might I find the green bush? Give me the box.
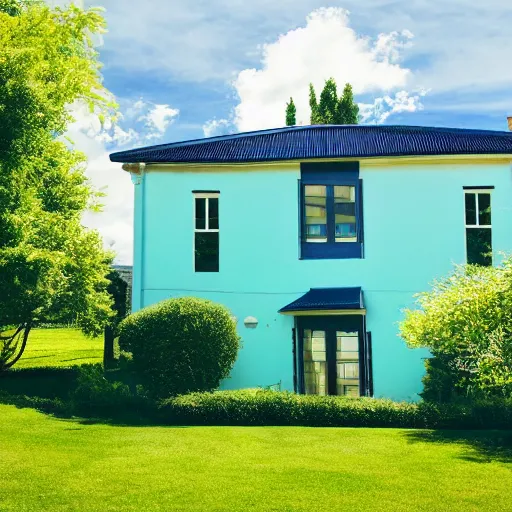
[119,297,240,398]
[71,364,137,413]
[158,390,512,429]
[400,260,512,401]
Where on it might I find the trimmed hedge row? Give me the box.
[2,367,512,429]
[158,390,512,429]
[0,367,81,399]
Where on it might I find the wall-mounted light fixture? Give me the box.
[243,316,258,329]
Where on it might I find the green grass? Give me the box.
[16,328,103,369]
[0,405,511,512]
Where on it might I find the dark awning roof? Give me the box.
[110,125,512,165]
[279,287,364,315]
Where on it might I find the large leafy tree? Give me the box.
[0,1,115,370]
[400,261,512,401]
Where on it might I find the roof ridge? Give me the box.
[110,124,512,164]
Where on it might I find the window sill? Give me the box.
[301,242,363,260]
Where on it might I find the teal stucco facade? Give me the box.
[129,158,512,401]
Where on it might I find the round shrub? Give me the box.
[118,297,240,398]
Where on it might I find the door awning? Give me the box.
[279,287,365,316]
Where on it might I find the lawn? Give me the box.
[15,328,103,368]
[1,405,511,512]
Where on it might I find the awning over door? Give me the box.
[279,287,365,316]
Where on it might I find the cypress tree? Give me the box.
[309,83,319,124]
[338,83,359,124]
[285,97,296,126]
[318,78,339,124]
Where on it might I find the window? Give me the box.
[464,189,492,266]
[298,316,372,397]
[194,192,219,272]
[300,163,363,259]
[303,330,327,395]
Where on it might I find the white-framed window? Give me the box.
[464,188,492,266]
[193,192,219,272]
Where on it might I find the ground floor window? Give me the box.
[296,316,372,397]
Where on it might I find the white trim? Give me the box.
[139,154,512,173]
[193,192,220,272]
[194,192,219,199]
[463,188,493,265]
[464,189,493,227]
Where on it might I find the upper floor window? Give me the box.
[464,188,492,266]
[300,163,363,259]
[194,192,219,272]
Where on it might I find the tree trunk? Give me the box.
[103,324,115,368]
[2,324,31,370]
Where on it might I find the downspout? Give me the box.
[122,162,146,312]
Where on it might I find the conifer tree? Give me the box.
[285,97,296,126]
[318,78,339,124]
[338,83,359,124]
[309,83,319,124]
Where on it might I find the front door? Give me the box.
[297,316,371,397]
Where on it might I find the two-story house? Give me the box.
[110,125,512,401]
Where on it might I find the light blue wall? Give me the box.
[133,160,512,401]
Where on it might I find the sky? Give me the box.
[52,0,512,264]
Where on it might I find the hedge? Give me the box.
[3,370,512,429]
[158,390,512,429]
[0,366,81,399]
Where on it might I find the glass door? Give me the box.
[298,316,367,397]
[336,331,360,397]
[303,329,328,395]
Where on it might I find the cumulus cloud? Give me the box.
[202,118,233,138]
[360,89,429,124]
[203,8,424,133]
[65,98,179,264]
[65,103,135,264]
[139,104,180,139]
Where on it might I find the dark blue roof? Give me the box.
[279,287,364,313]
[109,125,512,164]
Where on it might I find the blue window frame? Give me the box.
[300,162,364,259]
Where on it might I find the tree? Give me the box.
[309,83,320,124]
[104,270,129,368]
[338,83,359,124]
[399,260,512,401]
[285,97,296,126]
[306,79,359,125]
[318,78,339,124]
[0,1,116,370]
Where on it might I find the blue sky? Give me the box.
[55,0,512,263]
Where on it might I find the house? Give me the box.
[110,125,512,401]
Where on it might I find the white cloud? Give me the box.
[52,0,512,101]
[65,98,179,265]
[222,8,423,132]
[360,89,428,124]
[66,103,135,264]
[139,104,180,140]
[372,30,413,64]
[203,118,233,138]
